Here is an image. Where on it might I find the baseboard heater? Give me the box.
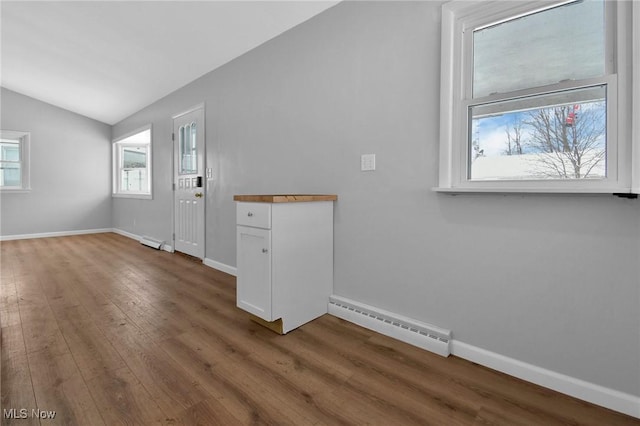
[140,236,164,250]
[328,295,451,357]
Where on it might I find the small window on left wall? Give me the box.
[0,130,30,192]
[112,125,152,199]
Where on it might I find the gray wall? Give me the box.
[0,88,112,236]
[112,2,640,397]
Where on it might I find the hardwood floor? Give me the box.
[1,233,638,425]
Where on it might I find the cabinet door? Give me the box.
[236,226,272,320]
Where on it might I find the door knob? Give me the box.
[195,192,203,198]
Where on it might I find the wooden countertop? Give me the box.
[233,194,337,203]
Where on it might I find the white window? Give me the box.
[112,125,152,199]
[437,0,636,193]
[0,130,30,192]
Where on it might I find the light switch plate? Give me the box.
[361,154,376,171]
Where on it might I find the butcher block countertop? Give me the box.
[233,194,337,203]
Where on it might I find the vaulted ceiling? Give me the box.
[1,1,339,125]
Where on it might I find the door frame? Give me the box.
[171,102,206,258]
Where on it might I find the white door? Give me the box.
[173,107,205,258]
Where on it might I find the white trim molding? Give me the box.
[631,0,640,192]
[111,227,139,241]
[172,102,206,120]
[114,229,235,275]
[114,229,235,274]
[203,258,237,276]
[0,228,112,241]
[1,228,157,242]
[112,124,153,199]
[437,0,634,194]
[451,340,640,419]
[328,294,640,419]
[0,130,31,192]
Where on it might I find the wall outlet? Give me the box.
[361,154,376,171]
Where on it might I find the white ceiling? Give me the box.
[1,1,339,125]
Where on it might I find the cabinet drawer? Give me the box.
[236,202,271,229]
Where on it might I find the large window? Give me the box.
[112,125,152,198]
[0,130,30,191]
[438,0,635,193]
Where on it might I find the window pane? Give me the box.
[191,122,197,172]
[469,85,606,180]
[0,162,21,186]
[179,126,186,173]
[179,123,197,174]
[121,168,148,192]
[0,141,20,161]
[113,127,151,196]
[473,0,605,98]
[122,146,147,168]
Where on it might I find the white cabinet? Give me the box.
[234,195,336,334]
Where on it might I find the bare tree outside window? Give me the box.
[469,92,607,181]
[522,103,606,179]
[504,120,524,156]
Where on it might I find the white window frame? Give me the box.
[436,0,636,194]
[112,124,152,199]
[632,1,640,193]
[0,130,31,192]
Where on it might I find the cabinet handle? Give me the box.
[247,212,253,217]
[262,248,268,253]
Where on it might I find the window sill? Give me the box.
[432,187,637,196]
[112,193,152,200]
[0,188,31,194]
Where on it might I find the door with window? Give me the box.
[173,107,205,259]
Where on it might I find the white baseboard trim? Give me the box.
[111,228,139,241]
[112,228,173,253]
[450,340,640,419]
[203,258,237,276]
[327,295,639,419]
[0,228,112,241]
[1,227,175,253]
